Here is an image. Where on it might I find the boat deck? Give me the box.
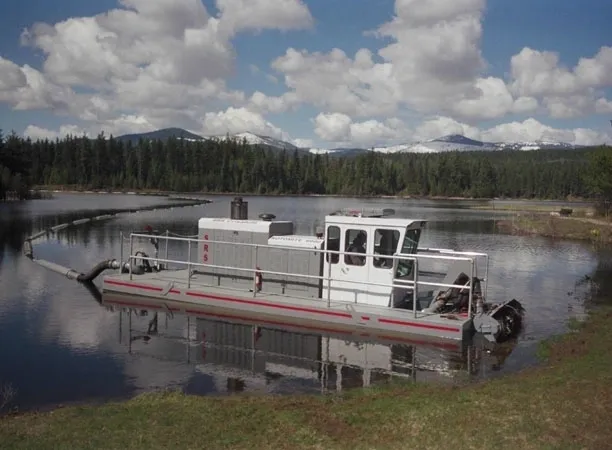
[102,269,473,340]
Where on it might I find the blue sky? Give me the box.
[1,0,611,148]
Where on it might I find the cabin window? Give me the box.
[395,228,422,278]
[344,229,367,266]
[325,225,340,264]
[373,229,400,269]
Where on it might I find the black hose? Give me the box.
[81,280,103,304]
[75,259,120,282]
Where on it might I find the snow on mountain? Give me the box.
[116,128,580,155]
[495,140,578,151]
[307,134,580,155]
[228,132,299,150]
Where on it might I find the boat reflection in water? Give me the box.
[102,293,518,394]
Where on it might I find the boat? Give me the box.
[101,197,524,343]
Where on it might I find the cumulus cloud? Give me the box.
[509,46,612,118]
[271,48,399,117]
[268,0,611,135]
[4,0,313,135]
[216,0,313,35]
[1,0,611,148]
[313,112,403,146]
[24,124,86,141]
[481,118,611,146]
[203,107,284,137]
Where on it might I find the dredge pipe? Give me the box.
[30,258,120,283]
[76,259,120,282]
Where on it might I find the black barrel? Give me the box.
[230,197,248,220]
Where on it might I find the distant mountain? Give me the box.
[115,128,582,156]
[116,128,304,153]
[306,133,582,156]
[210,131,299,151]
[116,127,205,144]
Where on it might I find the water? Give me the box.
[0,193,609,412]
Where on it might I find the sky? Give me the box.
[0,0,611,149]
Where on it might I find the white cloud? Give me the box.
[24,124,86,140]
[1,0,611,149]
[5,0,313,138]
[481,118,611,146]
[271,48,399,117]
[0,58,79,112]
[452,77,539,120]
[313,112,403,146]
[509,46,612,118]
[0,57,26,91]
[247,91,299,114]
[203,107,284,137]
[595,98,612,114]
[216,0,313,35]
[291,138,314,148]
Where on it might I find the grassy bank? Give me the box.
[496,213,612,244]
[2,308,612,449]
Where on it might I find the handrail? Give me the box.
[128,232,477,264]
[128,253,475,295]
[125,230,482,316]
[418,247,489,257]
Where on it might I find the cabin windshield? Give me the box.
[395,227,421,278]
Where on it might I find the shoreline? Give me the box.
[2,305,611,449]
[31,185,596,204]
[496,212,612,244]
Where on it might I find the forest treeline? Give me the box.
[1,129,611,207]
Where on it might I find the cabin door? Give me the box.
[323,225,370,304]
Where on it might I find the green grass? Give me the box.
[2,308,612,449]
[469,202,595,216]
[496,213,612,243]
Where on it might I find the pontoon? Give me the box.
[101,197,524,342]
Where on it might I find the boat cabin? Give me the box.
[196,203,425,308]
[322,209,425,306]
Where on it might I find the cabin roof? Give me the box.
[324,215,425,228]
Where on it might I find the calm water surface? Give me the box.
[0,193,609,412]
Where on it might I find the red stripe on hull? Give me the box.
[104,299,462,350]
[185,290,353,319]
[104,279,464,334]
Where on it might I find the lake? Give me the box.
[0,193,609,412]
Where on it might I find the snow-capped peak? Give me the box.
[213,131,298,150]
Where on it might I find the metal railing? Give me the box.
[417,247,489,297]
[125,232,484,318]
